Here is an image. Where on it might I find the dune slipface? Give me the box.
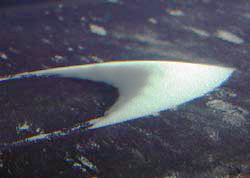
[0,61,235,137]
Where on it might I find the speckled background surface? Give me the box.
[0,0,250,177]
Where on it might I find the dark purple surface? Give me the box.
[0,0,250,177]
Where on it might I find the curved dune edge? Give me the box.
[0,60,235,144]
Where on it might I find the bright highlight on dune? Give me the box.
[0,61,235,132]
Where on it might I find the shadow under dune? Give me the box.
[0,76,119,143]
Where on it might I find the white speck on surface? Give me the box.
[79,156,96,170]
[44,10,50,15]
[185,26,210,37]
[206,99,248,127]
[80,16,86,21]
[209,130,219,141]
[206,128,220,142]
[41,38,52,44]
[166,9,185,16]
[71,158,90,172]
[148,17,157,24]
[44,25,51,31]
[36,128,42,133]
[58,16,64,21]
[68,47,74,52]
[134,34,170,46]
[89,141,100,149]
[0,53,8,60]
[52,55,64,63]
[58,4,63,9]
[215,30,244,44]
[89,24,107,36]
[16,121,30,131]
[73,163,83,168]
[90,55,104,63]
[55,55,63,60]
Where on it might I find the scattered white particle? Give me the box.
[0,163,3,168]
[166,9,185,16]
[52,55,64,62]
[44,25,51,31]
[73,163,82,168]
[206,129,220,142]
[36,128,42,133]
[148,17,157,24]
[70,124,82,132]
[80,16,86,21]
[41,38,52,44]
[89,141,100,149]
[0,53,8,60]
[76,144,81,150]
[90,55,104,63]
[68,47,74,52]
[72,163,87,172]
[44,10,50,15]
[79,156,96,170]
[16,121,30,131]
[58,4,64,9]
[58,16,64,21]
[55,55,63,60]
[80,56,88,62]
[185,26,210,37]
[134,34,170,46]
[215,30,244,44]
[8,169,12,175]
[89,24,107,36]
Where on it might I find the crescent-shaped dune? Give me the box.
[0,60,235,142]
